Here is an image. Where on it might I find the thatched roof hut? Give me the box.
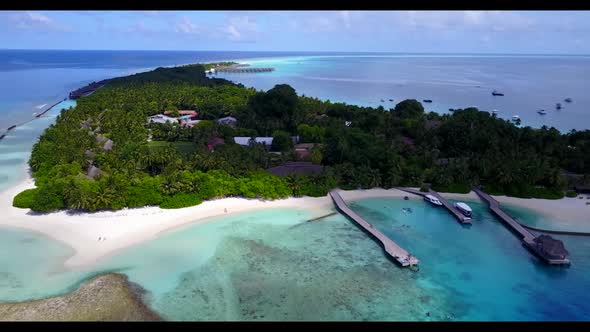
[533,235,569,259]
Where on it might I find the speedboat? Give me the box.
[453,202,473,218]
[537,110,547,115]
[424,194,443,206]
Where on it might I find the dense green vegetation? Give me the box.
[17,63,590,212]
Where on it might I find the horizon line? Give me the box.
[1,48,590,56]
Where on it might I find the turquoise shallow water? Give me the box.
[0,198,589,320]
[0,99,76,192]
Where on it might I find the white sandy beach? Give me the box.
[1,176,589,269]
[0,175,335,269]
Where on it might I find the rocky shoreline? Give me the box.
[0,273,161,321]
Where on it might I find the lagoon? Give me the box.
[1,198,589,321]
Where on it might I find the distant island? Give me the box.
[13,63,590,212]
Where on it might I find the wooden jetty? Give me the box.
[214,67,274,73]
[329,190,419,267]
[69,79,109,100]
[473,187,571,265]
[35,100,63,118]
[397,187,472,224]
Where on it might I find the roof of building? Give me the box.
[295,149,311,160]
[266,161,324,177]
[149,114,178,122]
[208,137,225,146]
[534,235,569,259]
[86,165,103,179]
[164,110,198,117]
[217,116,237,122]
[234,137,274,146]
[294,143,316,150]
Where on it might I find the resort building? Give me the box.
[234,136,300,148]
[180,119,202,128]
[148,114,178,124]
[207,137,225,152]
[164,110,198,118]
[234,137,274,147]
[217,116,237,126]
[294,143,316,161]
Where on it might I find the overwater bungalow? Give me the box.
[527,235,570,263]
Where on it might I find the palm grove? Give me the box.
[13,64,590,212]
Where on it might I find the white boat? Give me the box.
[453,202,473,218]
[424,194,443,206]
[512,115,520,121]
[491,109,499,114]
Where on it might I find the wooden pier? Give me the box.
[472,188,535,241]
[397,188,472,224]
[473,187,571,265]
[214,67,274,73]
[69,79,109,100]
[329,190,419,267]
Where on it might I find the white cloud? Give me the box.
[174,16,204,35]
[7,11,72,32]
[224,15,260,42]
[389,11,534,33]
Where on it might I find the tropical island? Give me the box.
[12,63,590,213]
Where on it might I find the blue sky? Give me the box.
[0,11,589,54]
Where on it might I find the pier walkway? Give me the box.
[329,190,419,267]
[397,188,472,224]
[215,67,274,73]
[472,188,535,241]
[473,187,570,265]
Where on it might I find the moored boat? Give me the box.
[556,103,562,110]
[512,115,520,121]
[453,202,473,218]
[423,99,433,103]
[537,110,547,115]
[564,98,572,103]
[424,194,443,206]
[492,90,504,96]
